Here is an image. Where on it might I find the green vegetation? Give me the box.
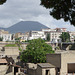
[41,0,75,26]
[15,37,21,41]
[56,46,60,50]
[0,0,7,5]
[0,37,3,41]
[60,32,70,42]
[46,33,50,41]
[19,47,22,51]
[70,43,75,50]
[20,38,54,63]
[5,44,17,47]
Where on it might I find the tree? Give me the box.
[70,43,75,50]
[0,37,3,41]
[15,37,21,41]
[20,38,54,63]
[40,0,75,26]
[0,0,7,5]
[60,32,70,42]
[46,33,50,41]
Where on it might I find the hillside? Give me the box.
[1,21,48,33]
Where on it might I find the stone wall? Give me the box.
[0,65,8,75]
[46,51,75,75]
[36,66,42,75]
[61,52,75,75]
[46,54,61,68]
[4,47,20,63]
[4,47,19,56]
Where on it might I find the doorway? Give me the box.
[46,70,50,75]
[68,63,75,73]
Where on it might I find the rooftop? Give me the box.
[38,63,55,68]
[0,59,7,63]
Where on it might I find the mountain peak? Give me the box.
[0,21,49,33]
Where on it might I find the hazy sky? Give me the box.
[0,0,75,31]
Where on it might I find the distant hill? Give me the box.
[0,21,49,33]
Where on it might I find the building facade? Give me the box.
[0,34,12,41]
[28,31,46,40]
[46,51,75,75]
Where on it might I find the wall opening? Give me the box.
[68,63,75,73]
[46,70,50,75]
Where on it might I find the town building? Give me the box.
[69,31,75,42]
[46,51,75,75]
[26,63,55,75]
[15,32,29,42]
[0,34,12,41]
[28,31,46,40]
[0,30,9,34]
[55,28,67,32]
[0,30,13,42]
[50,31,62,43]
[15,32,24,39]
[42,28,56,32]
[42,28,67,43]
[20,32,29,42]
[26,51,75,75]
[42,28,75,43]
[0,58,8,75]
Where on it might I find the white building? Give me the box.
[0,34,12,41]
[55,28,67,32]
[69,31,75,42]
[42,28,56,32]
[42,28,67,43]
[28,31,46,40]
[50,31,62,43]
[20,35,28,41]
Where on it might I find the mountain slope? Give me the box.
[6,21,48,33]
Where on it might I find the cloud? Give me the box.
[0,0,75,31]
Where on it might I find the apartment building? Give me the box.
[42,28,63,43]
[0,34,12,41]
[42,28,75,43]
[55,28,67,32]
[42,28,56,32]
[0,30,12,41]
[20,32,29,41]
[28,31,46,40]
[69,31,75,42]
[50,31,62,43]
[0,30,9,34]
[15,32,24,39]
[15,32,29,41]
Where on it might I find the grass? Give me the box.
[5,44,17,47]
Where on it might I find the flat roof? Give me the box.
[38,63,55,68]
[0,59,7,63]
[47,51,75,55]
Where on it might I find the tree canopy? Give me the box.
[46,33,50,41]
[20,38,54,63]
[60,32,70,42]
[40,0,75,26]
[0,37,3,41]
[0,0,7,5]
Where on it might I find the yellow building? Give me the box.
[0,30,9,34]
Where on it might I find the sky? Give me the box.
[0,0,75,31]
